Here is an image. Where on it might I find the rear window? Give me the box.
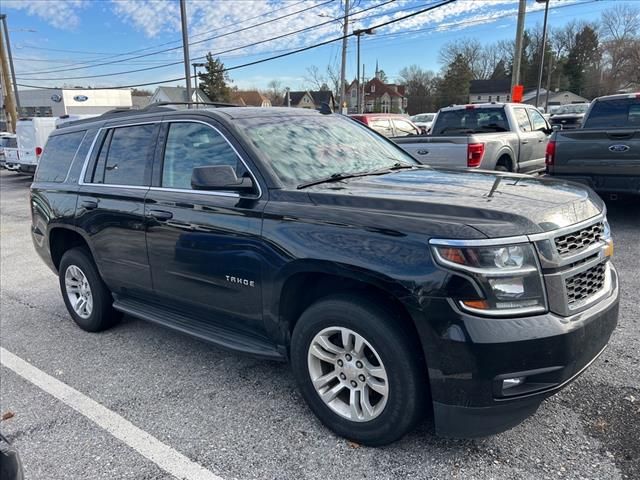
[0,137,17,148]
[432,108,509,135]
[583,98,640,129]
[34,130,86,183]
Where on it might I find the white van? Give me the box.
[14,117,58,174]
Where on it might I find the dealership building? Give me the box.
[17,88,132,117]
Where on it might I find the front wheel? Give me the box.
[291,295,427,446]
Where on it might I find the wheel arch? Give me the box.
[495,150,515,171]
[272,261,425,362]
[48,225,93,271]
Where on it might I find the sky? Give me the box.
[0,0,634,92]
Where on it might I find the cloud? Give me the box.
[2,0,88,30]
[110,0,180,37]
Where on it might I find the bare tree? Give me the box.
[600,4,640,89]
[304,66,328,91]
[264,80,284,105]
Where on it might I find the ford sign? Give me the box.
[609,144,630,153]
[73,95,89,102]
[50,94,62,103]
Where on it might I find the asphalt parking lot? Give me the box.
[1,168,638,480]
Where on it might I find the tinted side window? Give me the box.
[513,108,532,132]
[92,124,156,186]
[584,98,640,128]
[528,109,547,131]
[393,119,418,136]
[34,130,86,183]
[162,122,241,190]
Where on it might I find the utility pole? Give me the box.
[339,0,350,113]
[511,0,527,90]
[361,64,365,114]
[354,28,374,114]
[179,0,192,107]
[0,19,17,132]
[535,0,550,108]
[1,15,20,113]
[192,62,205,107]
[545,52,553,111]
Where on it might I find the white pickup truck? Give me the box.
[393,103,553,173]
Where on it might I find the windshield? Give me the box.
[554,104,590,115]
[431,108,509,135]
[413,114,434,123]
[0,137,17,148]
[238,114,418,186]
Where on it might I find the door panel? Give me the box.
[145,190,266,334]
[145,120,267,336]
[77,122,159,294]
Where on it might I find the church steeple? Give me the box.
[375,60,380,79]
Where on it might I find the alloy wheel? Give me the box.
[307,326,389,422]
[64,265,93,319]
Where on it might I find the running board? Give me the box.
[113,297,284,361]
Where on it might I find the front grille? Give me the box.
[565,262,606,305]
[554,222,603,256]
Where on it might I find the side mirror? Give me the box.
[551,124,562,132]
[191,165,255,193]
[542,127,554,135]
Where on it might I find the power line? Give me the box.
[18,0,336,77]
[17,0,456,91]
[15,0,311,64]
[17,0,400,82]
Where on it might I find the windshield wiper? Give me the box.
[296,163,420,190]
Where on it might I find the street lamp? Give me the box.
[192,62,206,107]
[535,0,550,108]
[353,27,374,114]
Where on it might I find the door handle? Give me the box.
[80,200,98,210]
[521,140,529,144]
[148,209,173,221]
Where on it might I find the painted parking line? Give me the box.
[0,347,223,480]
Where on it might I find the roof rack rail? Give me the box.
[142,101,241,110]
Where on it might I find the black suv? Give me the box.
[31,104,619,446]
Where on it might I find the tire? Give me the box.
[291,294,427,446]
[58,247,121,332]
[495,165,509,172]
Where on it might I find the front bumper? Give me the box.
[419,265,619,438]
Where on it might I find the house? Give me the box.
[149,86,210,106]
[346,78,407,114]
[469,79,512,104]
[283,90,337,110]
[522,89,589,107]
[231,90,271,107]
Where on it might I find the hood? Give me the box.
[306,168,604,238]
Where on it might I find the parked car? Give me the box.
[546,92,640,194]
[0,433,23,480]
[0,133,17,170]
[411,113,436,133]
[549,103,591,130]
[10,117,57,175]
[31,105,618,446]
[350,113,421,137]
[393,103,552,173]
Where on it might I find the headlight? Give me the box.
[430,241,547,316]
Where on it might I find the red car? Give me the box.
[350,114,422,137]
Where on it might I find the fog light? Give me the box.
[605,239,614,258]
[502,377,525,390]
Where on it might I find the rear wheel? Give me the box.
[495,155,512,172]
[59,247,121,332]
[291,295,426,446]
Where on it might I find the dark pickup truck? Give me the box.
[546,93,640,194]
[31,105,618,446]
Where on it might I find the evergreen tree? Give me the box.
[490,60,509,80]
[198,53,232,102]
[436,54,473,107]
[564,26,601,96]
